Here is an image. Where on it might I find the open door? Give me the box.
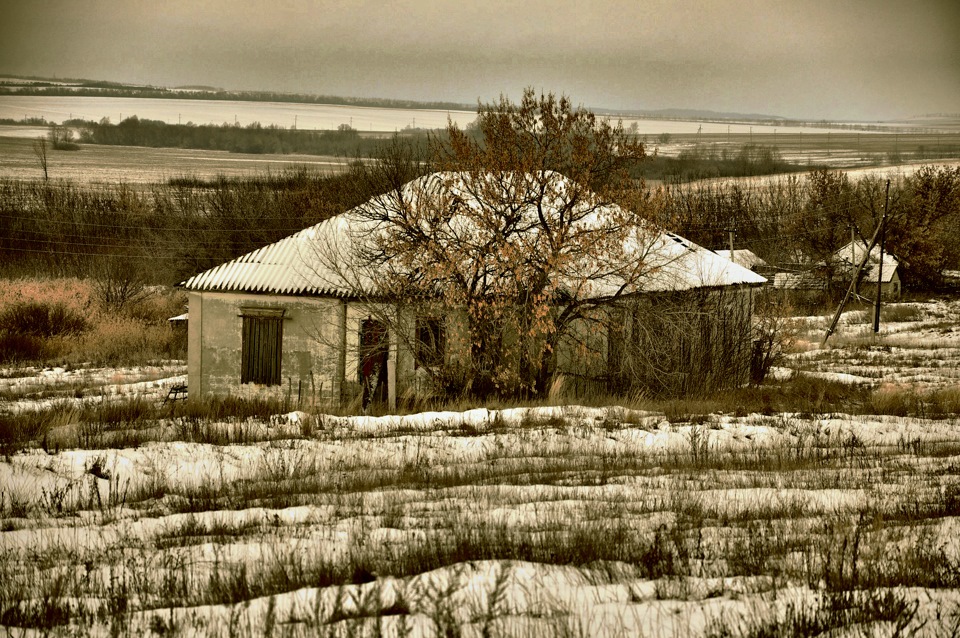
[359,318,388,409]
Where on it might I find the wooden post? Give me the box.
[851,226,857,295]
[387,360,396,411]
[873,180,890,333]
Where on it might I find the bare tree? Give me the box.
[323,90,654,398]
[93,253,150,311]
[32,137,48,181]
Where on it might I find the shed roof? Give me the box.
[715,249,768,270]
[772,272,827,291]
[833,240,900,284]
[180,172,766,297]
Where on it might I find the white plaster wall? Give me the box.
[187,291,343,406]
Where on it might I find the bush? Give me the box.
[880,304,923,323]
[76,317,180,365]
[0,333,50,363]
[0,279,186,365]
[0,301,86,338]
[926,386,960,416]
[869,384,917,416]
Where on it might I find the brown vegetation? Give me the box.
[0,278,185,366]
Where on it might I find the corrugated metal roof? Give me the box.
[833,240,900,284]
[179,214,378,296]
[715,249,768,270]
[773,272,827,290]
[863,262,899,284]
[180,172,766,296]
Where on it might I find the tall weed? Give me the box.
[0,278,186,365]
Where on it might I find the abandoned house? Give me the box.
[832,240,902,300]
[179,172,767,406]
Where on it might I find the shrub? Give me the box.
[751,291,799,383]
[0,333,50,363]
[0,402,80,456]
[0,301,86,338]
[880,304,923,323]
[927,386,960,416]
[76,317,180,365]
[0,278,187,365]
[869,384,918,417]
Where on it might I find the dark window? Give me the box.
[241,314,283,385]
[415,317,445,368]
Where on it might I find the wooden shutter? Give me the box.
[241,314,283,385]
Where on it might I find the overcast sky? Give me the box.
[1,0,958,121]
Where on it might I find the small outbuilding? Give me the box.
[832,240,901,300]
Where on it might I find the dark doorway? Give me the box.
[359,318,389,409]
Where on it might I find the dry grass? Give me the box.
[787,298,960,389]
[0,277,186,366]
[2,408,960,636]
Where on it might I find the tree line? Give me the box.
[3,151,958,293]
[650,166,960,290]
[634,143,799,182]
[0,168,386,285]
[41,116,815,182]
[70,117,418,156]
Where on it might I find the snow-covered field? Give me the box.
[2,298,960,636]
[0,95,477,132]
[785,297,960,388]
[0,94,857,136]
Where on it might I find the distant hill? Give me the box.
[0,73,476,113]
[2,73,801,123]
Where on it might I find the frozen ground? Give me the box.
[785,297,960,388]
[1,298,959,636]
[0,362,186,412]
[3,405,960,636]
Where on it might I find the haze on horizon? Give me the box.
[1,0,958,122]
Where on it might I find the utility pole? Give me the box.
[850,225,857,294]
[873,180,890,333]
[726,228,736,263]
[822,199,886,345]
